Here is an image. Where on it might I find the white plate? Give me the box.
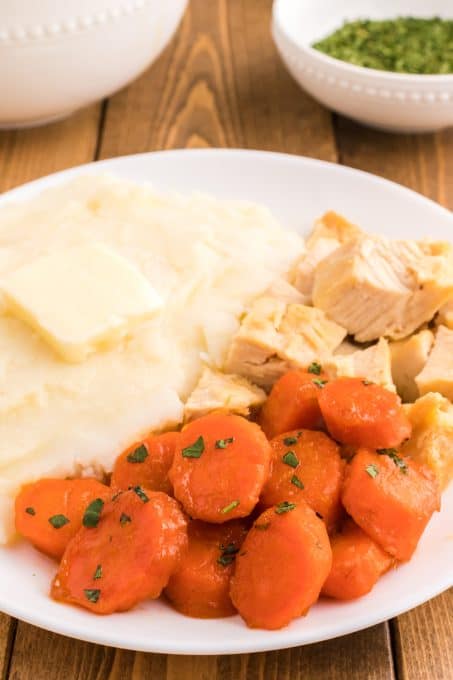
[0,149,452,655]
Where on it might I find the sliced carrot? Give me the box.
[15,478,111,560]
[318,377,411,448]
[165,519,248,618]
[51,489,188,614]
[258,368,326,439]
[229,500,332,629]
[341,448,440,561]
[111,431,179,494]
[260,429,344,532]
[169,413,271,523]
[322,519,393,600]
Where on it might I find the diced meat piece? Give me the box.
[225,297,346,389]
[313,237,453,342]
[292,211,362,300]
[264,278,308,304]
[416,325,453,401]
[184,366,266,421]
[437,299,453,328]
[390,329,434,403]
[324,338,395,391]
[401,392,453,489]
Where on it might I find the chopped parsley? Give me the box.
[93,564,103,580]
[84,588,100,603]
[312,378,328,388]
[362,379,374,386]
[308,361,322,375]
[215,437,234,449]
[126,444,148,464]
[283,436,298,446]
[25,507,36,516]
[182,436,205,458]
[82,498,104,528]
[377,448,408,474]
[291,474,304,489]
[275,501,296,515]
[220,500,240,514]
[315,511,324,520]
[217,542,240,567]
[282,451,299,468]
[120,513,131,526]
[254,521,270,531]
[48,514,70,529]
[133,486,150,503]
[366,464,379,479]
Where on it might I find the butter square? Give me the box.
[1,243,163,362]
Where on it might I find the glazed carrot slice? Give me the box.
[341,449,440,561]
[15,478,111,560]
[111,431,180,494]
[318,377,411,448]
[258,368,326,439]
[322,519,393,600]
[165,519,248,618]
[229,500,332,629]
[169,413,271,523]
[260,429,344,532]
[51,489,188,614]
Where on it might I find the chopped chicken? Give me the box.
[292,211,362,300]
[415,325,453,401]
[184,366,266,421]
[401,392,453,489]
[264,278,308,304]
[390,329,434,403]
[437,299,453,328]
[324,338,395,391]
[225,297,346,388]
[313,237,453,341]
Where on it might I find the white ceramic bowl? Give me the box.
[272,0,453,133]
[0,0,187,129]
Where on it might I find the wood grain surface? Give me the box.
[0,0,451,678]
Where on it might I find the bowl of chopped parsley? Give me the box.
[272,0,453,132]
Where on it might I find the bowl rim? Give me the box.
[272,0,453,84]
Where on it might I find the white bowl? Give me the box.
[272,0,453,133]
[0,0,187,129]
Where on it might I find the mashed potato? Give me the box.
[0,175,302,542]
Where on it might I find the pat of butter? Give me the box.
[1,243,163,362]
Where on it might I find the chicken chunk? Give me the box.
[313,237,453,341]
[264,278,308,304]
[184,366,266,421]
[401,392,453,489]
[292,211,362,300]
[437,299,453,328]
[225,297,346,388]
[415,325,453,401]
[324,338,395,391]
[390,329,434,403]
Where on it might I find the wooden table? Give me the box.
[0,1,452,678]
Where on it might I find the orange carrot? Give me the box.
[111,431,180,494]
[15,478,111,560]
[322,519,393,600]
[259,368,326,439]
[318,377,411,448]
[260,429,344,532]
[341,448,440,561]
[169,413,271,523]
[229,500,332,629]
[51,489,188,614]
[165,519,248,618]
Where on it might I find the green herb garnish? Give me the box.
[93,564,102,580]
[254,521,270,531]
[220,500,240,514]
[127,444,148,463]
[312,17,453,75]
[25,507,36,516]
[133,486,149,503]
[366,464,379,479]
[82,498,104,528]
[48,514,69,529]
[275,501,296,515]
[84,588,100,603]
[308,361,322,375]
[291,474,304,489]
[120,513,131,526]
[215,437,234,449]
[312,378,328,388]
[282,451,299,468]
[315,511,324,520]
[362,379,374,386]
[217,542,240,567]
[182,436,205,458]
[377,448,408,474]
[283,436,298,446]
